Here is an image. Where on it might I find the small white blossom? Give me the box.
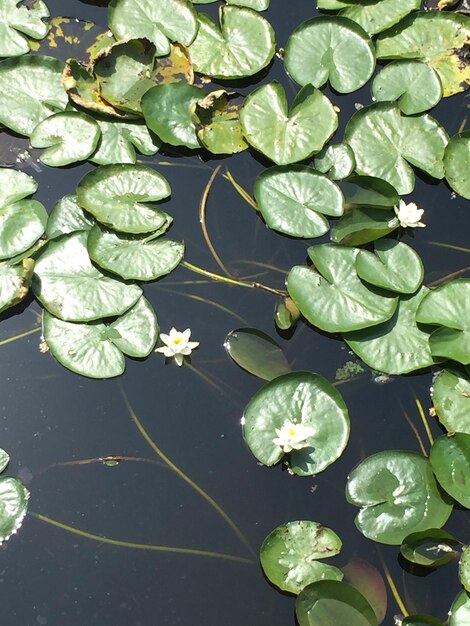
[394,200,425,228]
[155,327,199,366]
[272,420,313,454]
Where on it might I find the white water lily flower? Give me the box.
[272,420,313,454]
[394,199,426,228]
[155,327,199,366]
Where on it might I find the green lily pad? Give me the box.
[450,591,470,625]
[0,477,29,544]
[193,90,248,154]
[87,223,184,281]
[76,164,171,234]
[317,0,350,7]
[285,16,375,93]
[243,371,350,476]
[416,279,470,364]
[0,168,37,208]
[108,0,198,56]
[0,450,8,474]
[331,207,398,246]
[314,144,356,181]
[296,581,377,626]
[345,287,437,375]
[0,0,49,57]
[224,328,290,381]
[461,546,470,592]
[287,244,398,333]
[340,175,399,210]
[400,528,461,567]
[0,199,47,261]
[444,131,470,199]
[346,450,453,544]
[260,521,343,595]
[192,0,270,8]
[253,165,343,239]
[341,559,387,625]
[188,6,275,79]
[355,239,424,294]
[340,0,421,36]
[0,258,34,315]
[403,615,445,626]
[109,296,158,357]
[240,82,338,165]
[46,194,94,239]
[376,11,470,97]
[274,297,300,331]
[90,119,161,166]
[430,433,470,508]
[345,103,448,195]
[33,231,142,321]
[30,112,100,167]
[141,83,202,149]
[372,60,442,115]
[432,369,470,434]
[0,55,67,136]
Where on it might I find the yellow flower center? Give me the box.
[173,336,183,345]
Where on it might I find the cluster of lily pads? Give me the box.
[0,0,470,623]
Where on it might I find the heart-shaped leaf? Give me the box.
[432,369,470,434]
[285,16,375,93]
[340,0,421,36]
[46,194,94,239]
[444,131,470,200]
[0,0,49,57]
[430,433,470,508]
[224,328,290,380]
[240,82,338,165]
[90,119,161,166]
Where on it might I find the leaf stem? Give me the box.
[414,397,434,447]
[0,326,41,347]
[378,555,409,618]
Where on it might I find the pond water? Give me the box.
[0,1,469,624]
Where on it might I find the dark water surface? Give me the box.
[0,1,469,624]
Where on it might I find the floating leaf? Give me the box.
[355,239,424,294]
[432,369,470,434]
[345,103,448,195]
[331,207,398,246]
[341,0,421,36]
[461,546,470,592]
[243,371,350,476]
[109,296,158,357]
[403,615,445,626]
[376,12,470,97]
[430,433,470,508]
[240,82,338,165]
[0,191,47,260]
[400,528,461,567]
[285,16,375,93]
[340,175,399,210]
[372,60,442,115]
[192,0,270,8]
[30,111,100,167]
[450,591,470,625]
[0,0,49,57]
[76,164,171,234]
[260,521,343,595]
[254,165,343,238]
[444,131,470,199]
[0,477,28,544]
[346,450,453,544]
[193,90,248,154]
[46,194,94,239]
[287,244,398,333]
[188,6,275,79]
[33,231,142,321]
[224,328,290,381]
[342,560,387,625]
[108,0,198,56]
[0,258,34,314]
[296,580,377,626]
[416,279,470,364]
[87,223,184,281]
[0,450,8,474]
[91,119,161,165]
[314,144,355,181]
[0,55,67,136]
[274,297,300,331]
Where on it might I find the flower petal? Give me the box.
[174,353,184,366]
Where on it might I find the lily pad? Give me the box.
[242,371,350,476]
[444,131,470,199]
[431,369,470,434]
[0,55,67,136]
[287,244,398,333]
[108,0,198,56]
[76,164,171,234]
[346,450,453,544]
[400,528,461,567]
[0,0,49,57]
[274,297,300,331]
[0,257,34,314]
[403,616,445,626]
[91,119,161,165]
[253,165,344,239]
[430,433,470,508]
[416,279,470,364]
[46,194,94,239]
[450,591,470,625]
[340,0,421,36]
[340,175,399,210]
[193,90,248,154]
[240,82,338,165]
[0,450,8,474]
[0,199,47,261]
[461,546,470,592]
[372,60,442,115]
[188,6,275,79]
[341,560,387,625]
[224,328,290,381]
[355,239,424,294]
[260,521,343,595]
[376,11,470,97]
[345,103,448,195]
[109,296,158,357]
[30,111,101,167]
[87,223,184,281]
[32,231,142,321]
[285,16,375,93]
[296,580,377,626]
[0,477,29,544]
[314,144,356,181]
[331,207,398,246]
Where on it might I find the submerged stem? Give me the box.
[378,553,409,618]
[222,171,258,210]
[414,398,434,447]
[0,326,41,347]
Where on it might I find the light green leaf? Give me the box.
[0,258,35,314]
[188,6,275,79]
[432,369,470,434]
[285,16,375,93]
[461,547,470,592]
[0,477,28,544]
[314,144,356,181]
[274,297,300,331]
[0,168,37,208]
[0,0,49,57]
[0,200,47,261]
[0,450,8,474]
[449,591,470,625]
[240,82,338,165]
[91,119,161,166]
[341,0,421,36]
[109,296,158,357]
[193,90,248,154]
[46,194,94,239]
[287,244,398,333]
[430,433,470,508]
[331,207,398,246]
[444,131,470,200]
[224,328,290,381]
